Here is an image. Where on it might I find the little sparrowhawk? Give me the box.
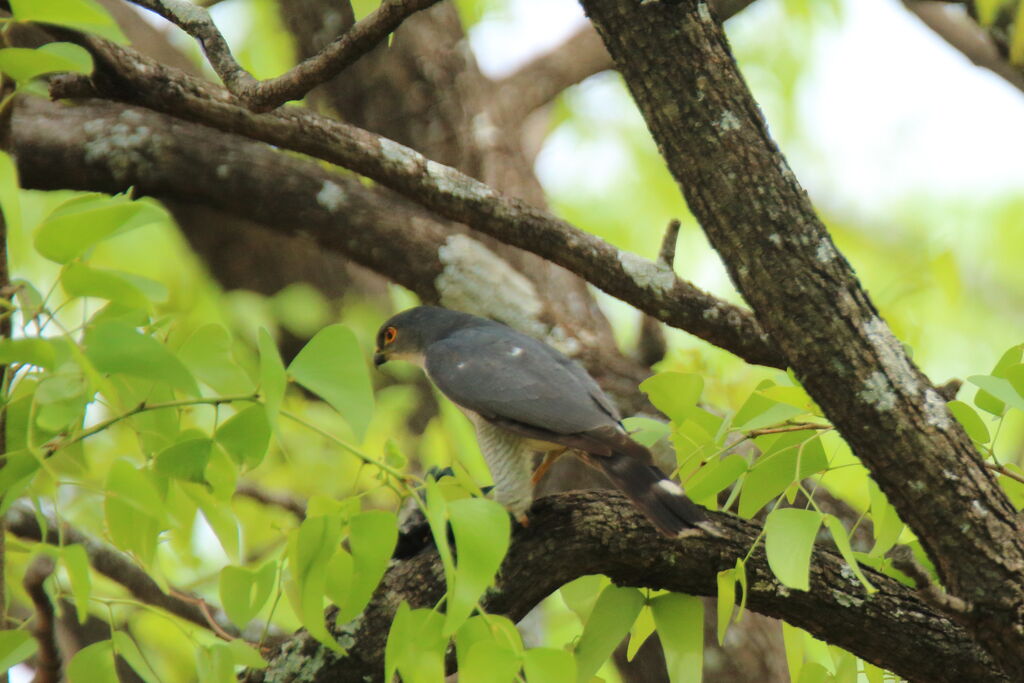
[373,306,713,537]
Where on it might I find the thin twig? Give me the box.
[887,544,972,617]
[635,219,681,365]
[234,482,307,520]
[127,0,442,111]
[169,589,236,641]
[23,555,61,683]
[986,461,1024,487]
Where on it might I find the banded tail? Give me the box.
[593,435,719,537]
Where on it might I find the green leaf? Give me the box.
[823,515,875,593]
[179,324,255,395]
[0,337,58,369]
[443,497,510,635]
[1011,0,1024,64]
[386,605,447,683]
[62,544,92,624]
[650,593,703,683]
[10,0,128,44]
[0,43,92,84]
[34,194,165,263]
[187,485,240,560]
[626,605,655,661]
[271,282,333,338]
[225,639,268,669]
[258,328,286,427]
[155,437,213,484]
[523,647,577,683]
[639,372,703,423]
[111,631,159,683]
[738,432,827,518]
[62,262,151,310]
[0,451,40,514]
[85,321,198,395]
[0,630,37,672]
[105,461,164,566]
[733,388,805,430]
[716,568,736,644]
[947,400,991,444]
[560,574,607,624]
[867,481,903,557]
[574,585,645,683]
[461,639,520,683]
[288,324,374,440]
[215,404,271,469]
[106,459,166,520]
[969,374,1024,414]
[0,151,22,234]
[196,642,234,683]
[66,640,117,683]
[765,508,822,591]
[220,562,276,628]
[455,615,522,676]
[686,453,747,506]
[287,514,344,651]
[337,510,399,623]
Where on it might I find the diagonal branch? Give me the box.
[579,0,1024,677]
[127,0,441,111]
[24,555,61,683]
[43,36,785,368]
[902,0,1024,94]
[243,491,1004,683]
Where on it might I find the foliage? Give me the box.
[2,0,1024,681]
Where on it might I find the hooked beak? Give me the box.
[373,351,387,368]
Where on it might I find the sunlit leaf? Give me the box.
[179,324,255,395]
[716,568,736,644]
[287,513,344,651]
[640,372,703,423]
[443,497,510,635]
[523,647,577,683]
[626,605,655,661]
[10,0,128,44]
[0,337,58,369]
[85,321,198,395]
[337,510,398,623]
[258,328,286,428]
[215,404,271,469]
[288,324,374,440]
[66,639,117,682]
[0,43,92,84]
[34,194,166,263]
[574,585,645,683]
[947,400,991,444]
[738,432,827,518]
[765,508,822,591]
[225,639,268,669]
[62,544,92,624]
[969,375,1024,414]
[0,630,37,673]
[220,562,277,628]
[112,631,159,683]
[188,484,241,561]
[155,437,213,484]
[823,515,875,592]
[686,453,747,506]
[386,605,446,683]
[461,639,520,683]
[650,593,703,683]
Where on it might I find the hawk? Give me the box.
[373,306,713,536]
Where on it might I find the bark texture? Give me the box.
[580,0,1024,678]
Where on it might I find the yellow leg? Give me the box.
[531,448,567,485]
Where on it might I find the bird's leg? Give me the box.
[531,448,568,485]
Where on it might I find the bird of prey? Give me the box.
[373,306,713,537]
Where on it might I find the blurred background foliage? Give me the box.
[4,0,1024,681]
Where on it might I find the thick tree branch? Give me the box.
[127,0,441,111]
[244,491,1002,683]
[580,0,1024,677]
[24,555,61,683]
[903,0,1024,94]
[5,501,236,637]
[42,37,784,367]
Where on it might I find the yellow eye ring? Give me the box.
[383,326,398,345]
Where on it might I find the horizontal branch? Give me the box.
[127,0,441,111]
[45,35,785,369]
[6,500,234,637]
[244,491,1003,683]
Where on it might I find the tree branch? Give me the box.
[902,0,1024,94]
[24,555,61,683]
[126,0,442,111]
[43,39,783,368]
[5,500,236,637]
[243,491,1003,683]
[579,0,1024,677]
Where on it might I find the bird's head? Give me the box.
[373,306,487,369]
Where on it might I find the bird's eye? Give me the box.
[383,326,398,345]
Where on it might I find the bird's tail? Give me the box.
[593,437,719,537]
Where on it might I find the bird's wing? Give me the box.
[424,326,616,435]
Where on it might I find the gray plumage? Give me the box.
[374,306,713,536]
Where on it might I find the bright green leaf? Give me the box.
[560,574,607,624]
[196,642,234,683]
[271,282,332,338]
[288,324,374,440]
[716,568,736,644]
[112,631,159,683]
[215,404,271,469]
[386,605,447,683]
[867,481,903,556]
[523,647,577,683]
[62,262,151,310]
[0,43,92,84]
[686,453,747,505]
[738,432,827,518]
[0,451,40,514]
[337,510,399,623]
[650,593,703,683]
[0,630,37,672]
[34,194,165,263]
[85,321,198,395]
[461,639,520,683]
[765,508,822,591]
[574,585,645,683]
[258,328,286,427]
[155,438,213,484]
[626,605,656,661]
[188,485,240,560]
[220,562,277,628]
[823,515,875,593]
[287,513,344,651]
[639,372,703,423]
[226,638,268,669]
[66,640,117,683]
[10,0,128,44]
[179,324,255,395]
[0,151,21,234]
[443,497,510,634]
[0,337,58,369]
[947,400,991,444]
[62,544,92,624]
[733,389,804,430]
[970,374,1024,414]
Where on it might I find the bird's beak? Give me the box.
[373,351,387,368]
